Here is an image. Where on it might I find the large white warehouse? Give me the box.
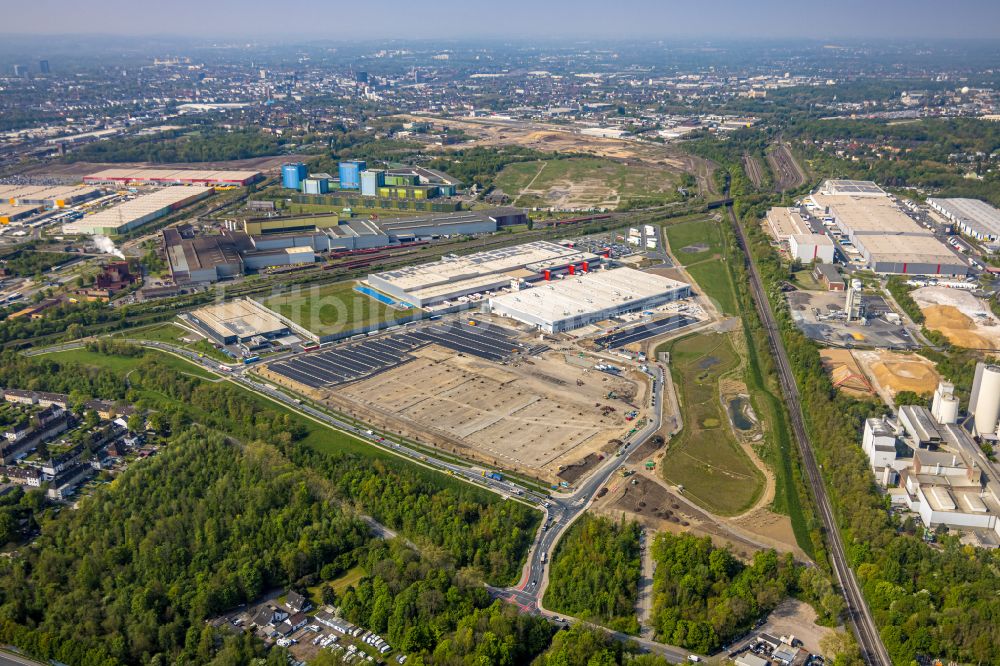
[487,267,690,333]
[367,240,599,308]
[927,198,1000,242]
[810,181,965,275]
[63,187,213,235]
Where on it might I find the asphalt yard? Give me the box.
[268,320,526,388]
[594,314,699,349]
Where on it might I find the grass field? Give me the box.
[663,216,724,266]
[306,565,366,606]
[664,217,738,315]
[259,280,414,337]
[116,323,230,362]
[42,347,218,380]
[658,333,764,516]
[495,157,680,210]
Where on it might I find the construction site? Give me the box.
[258,318,651,482]
[821,347,940,404]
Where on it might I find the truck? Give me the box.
[485,471,503,481]
[541,551,547,563]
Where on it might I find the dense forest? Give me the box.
[0,351,128,403]
[649,533,837,654]
[544,516,642,634]
[65,128,285,163]
[723,140,1000,664]
[121,354,538,584]
[331,540,553,664]
[0,432,370,665]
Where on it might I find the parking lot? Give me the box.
[594,314,699,349]
[787,290,917,350]
[268,320,527,389]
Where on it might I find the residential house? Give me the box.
[285,590,312,614]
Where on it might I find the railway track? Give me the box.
[726,203,890,666]
[766,142,807,192]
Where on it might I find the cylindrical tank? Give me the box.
[282,163,307,190]
[937,397,960,425]
[974,365,1000,435]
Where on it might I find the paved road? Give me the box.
[727,204,890,666]
[0,650,43,666]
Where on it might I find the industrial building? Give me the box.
[281,163,308,190]
[302,177,329,195]
[789,234,835,264]
[927,198,1000,242]
[189,299,290,345]
[241,246,315,271]
[63,186,213,235]
[810,181,965,275]
[764,206,810,242]
[861,390,1000,539]
[367,240,600,308]
[338,161,366,190]
[386,166,462,194]
[360,169,386,197]
[0,184,102,209]
[83,168,262,187]
[378,210,498,240]
[163,228,243,283]
[488,267,691,333]
[0,204,41,224]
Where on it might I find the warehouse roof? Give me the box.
[489,267,688,324]
[64,186,212,234]
[928,197,1000,238]
[820,179,886,196]
[191,299,287,339]
[790,233,834,247]
[811,194,922,235]
[84,167,260,184]
[0,184,101,204]
[765,207,810,240]
[856,233,959,265]
[371,241,595,293]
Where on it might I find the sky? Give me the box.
[6,0,1000,40]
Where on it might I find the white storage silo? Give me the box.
[931,381,960,425]
[970,363,1000,436]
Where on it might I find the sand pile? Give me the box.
[912,286,1000,349]
[922,304,995,349]
[867,353,939,396]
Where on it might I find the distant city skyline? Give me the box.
[8,0,1000,40]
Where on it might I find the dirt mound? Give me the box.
[923,304,994,349]
[869,356,939,395]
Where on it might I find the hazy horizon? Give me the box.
[8,0,1000,40]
